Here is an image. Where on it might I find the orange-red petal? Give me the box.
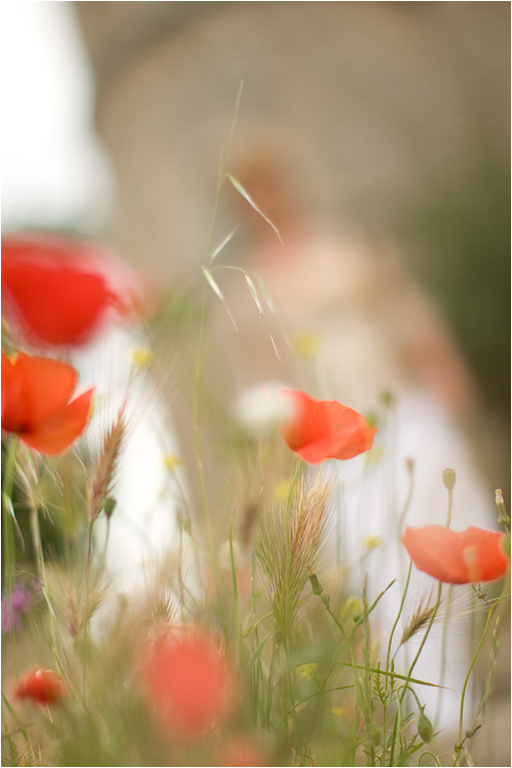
[2,352,94,455]
[2,234,118,346]
[2,352,78,433]
[20,388,95,456]
[280,388,377,464]
[401,525,510,584]
[16,668,66,705]
[139,627,234,739]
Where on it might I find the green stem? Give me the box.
[386,561,412,673]
[283,634,300,742]
[229,521,244,668]
[451,575,509,767]
[194,82,244,598]
[194,290,218,578]
[275,461,303,742]
[453,608,492,765]
[29,504,63,678]
[408,684,424,713]
[206,81,243,265]
[194,360,221,601]
[250,548,261,726]
[265,639,279,728]
[446,487,453,528]
[2,436,19,594]
[82,518,94,698]
[391,579,443,762]
[325,600,349,639]
[399,581,443,706]
[435,583,454,726]
[419,752,441,767]
[284,459,303,633]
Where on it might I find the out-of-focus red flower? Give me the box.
[16,668,66,705]
[401,525,510,584]
[280,388,377,464]
[139,626,234,740]
[1,351,94,455]
[222,735,266,767]
[2,233,143,347]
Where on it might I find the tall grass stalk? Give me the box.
[452,574,510,766]
[194,82,244,598]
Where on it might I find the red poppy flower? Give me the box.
[16,668,66,705]
[280,388,377,464]
[139,626,234,739]
[1,351,94,455]
[401,525,510,584]
[2,233,142,347]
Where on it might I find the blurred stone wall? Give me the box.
[75,2,509,268]
[74,0,510,482]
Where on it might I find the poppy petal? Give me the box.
[281,389,377,464]
[2,353,78,433]
[3,256,111,346]
[16,668,66,705]
[1,234,129,346]
[459,527,510,582]
[2,352,94,455]
[401,526,468,583]
[1,351,26,432]
[402,525,510,584]
[139,628,234,739]
[20,388,95,456]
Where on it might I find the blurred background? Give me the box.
[3,1,509,490]
[2,2,510,762]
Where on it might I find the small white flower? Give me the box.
[235,382,294,435]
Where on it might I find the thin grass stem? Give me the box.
[399,581,443,705]
[452,575,509,766]
[229,521,244,668]
[2,436,18,595]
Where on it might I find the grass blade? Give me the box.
[228,174,283,244]
[201,266,238,331]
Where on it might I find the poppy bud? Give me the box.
[16,668,66,705]
[495,489,510,527]
[103,496,117,519]
[418,711,434,743]
[306,566,323,596]
[442,468,456,491]
[306,566,331,608]
[368,722,382,746]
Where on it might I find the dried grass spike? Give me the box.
[399,596,438,648]
[256,475,335,634]
[88,405,126,522]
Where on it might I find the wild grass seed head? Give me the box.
[256,474,335,635]
[87,403,126,522]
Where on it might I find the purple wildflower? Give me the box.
[1,583,34,633]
